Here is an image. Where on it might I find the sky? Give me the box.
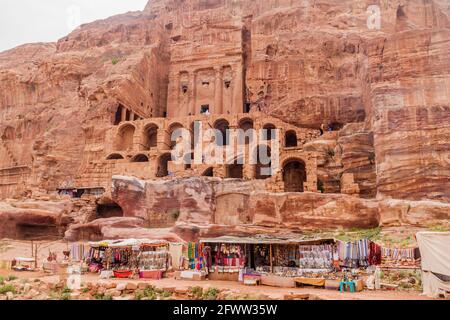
[0,0,149,52]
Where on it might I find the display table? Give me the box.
[294,277,326,287]
[243,274,261,286]
[175,270,207,281]
[260,274,296,288]
[139,270,164,280]
[208,269,239,281]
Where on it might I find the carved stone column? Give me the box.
[121,106,127,122]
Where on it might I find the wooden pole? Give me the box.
[34,244,38,269]
[269,244,273,274]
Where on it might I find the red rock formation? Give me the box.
[0,0,448,240]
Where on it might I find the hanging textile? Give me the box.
[298,244,333,270]
[70,243,86,261]
[138,251,168,271]
[380,245,420,267]
[169,243,184,270]
[187,242,204,270]
[207,243,246,273]
[337,239,369,268]
[369,242,382,265]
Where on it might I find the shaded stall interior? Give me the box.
[200,236,335,282]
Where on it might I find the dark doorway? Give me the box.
[227,161,244,179]
[131,154,149,162]
[202,167,214,177]
[200,105,210,114]
[157,153,172,177]
[114,105,122,125]
[283,159,306,192]
[144,124,158,149]
[214,119,230,146]
[106,153,124,160]
[285,130,298,147]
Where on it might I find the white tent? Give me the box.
[416,231,450,298]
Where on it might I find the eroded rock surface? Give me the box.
[0,0,449,240]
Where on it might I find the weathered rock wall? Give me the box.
[0,0,448,206]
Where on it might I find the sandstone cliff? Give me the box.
[0,0,449,240]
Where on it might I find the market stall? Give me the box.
[138,240,169,279]
[107,239,141,278]
[199,236,336,287]
[12,257,36,271]
[86,240,113,273]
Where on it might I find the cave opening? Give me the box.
[96,202,124,219]
[16,224,60,240]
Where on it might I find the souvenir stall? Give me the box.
[175,242,208,281]
[263,239,335,288]
[201,240,247,282]
[12,257,36,271]
[106,239,140,278]
[86,240,112,273]
[199,236,336,287]
[138,240,169,279]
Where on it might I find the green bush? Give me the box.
[6,275,17,281]
[94,293,113,300]
[60,292,71,300]
[62,286,72,294]
[135,287,158,300]
[111,57,120,65]
[0,284,16,294]
[190,286,203,300]
[203,288,219,300]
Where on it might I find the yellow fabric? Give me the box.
[294,277,325,286]
[0,260,12,270]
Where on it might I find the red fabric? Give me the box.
[369,242,382,265]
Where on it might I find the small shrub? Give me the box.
[94,293,113,300]
[161,290,172,298]
[0,284,16,294]
[62,286,71,294]
[111,57,120,65]
[134,290,144,300]
[170,209,180,220]
[190,286,203,300]
[368,152,375,164]
[326,148,335,159]
[203,287,219,300]
[0,277,4,285]
[7,275,17,281]
[60,292,71,300]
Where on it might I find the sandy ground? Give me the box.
[0,239,439,300]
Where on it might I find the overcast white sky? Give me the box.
[0,0,149,52]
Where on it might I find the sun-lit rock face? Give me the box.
[0,0,449,240]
